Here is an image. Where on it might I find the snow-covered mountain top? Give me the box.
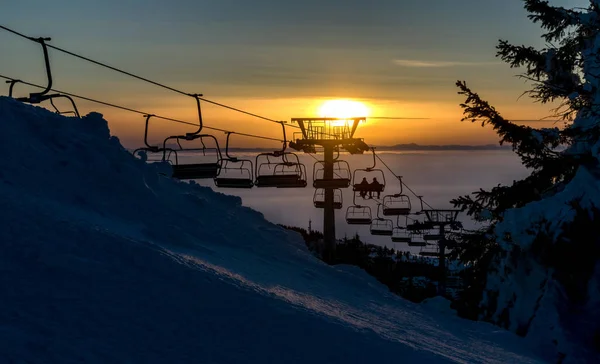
[0,97,544,363]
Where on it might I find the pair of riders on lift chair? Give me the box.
[357,177,382,199]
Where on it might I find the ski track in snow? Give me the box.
[0,98,545,363]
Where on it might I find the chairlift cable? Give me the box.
[0,25,302,130]
[0,25,30,40]
[372,151,435,210]
[0,74,283,143]
[1,25,427,140]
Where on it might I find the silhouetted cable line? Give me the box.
[0,74,283,143]
[1,25,432,136]
[0,25,29,39]
[0,25,298,127]
[373,152,435,210]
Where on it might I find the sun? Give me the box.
[318,100,370,120]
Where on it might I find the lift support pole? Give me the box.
[420,208,460,297]
[438,224,446,296]
[290,117,369,264]
[323,145,336,264]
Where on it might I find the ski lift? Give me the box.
[370,204,394,236]
[382,176,411,215]
[313,188,343,209]
[214,132,254,188]
[391,216,412,243]
[312,151,351,188]
[423,229,444,241]
[255,122,307,188]
[345,205,372,225]
[406,220,433,234]
[7,38,81,117]
[391,228,411,243]
[370,219,394,236]
[382,195,411,215]
[405,219,429,247]
[419,244,440,257]
[162,95,222,179]
[132,114,177,162]
[352,147,385,199]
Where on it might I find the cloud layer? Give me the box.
[393,59,499,68]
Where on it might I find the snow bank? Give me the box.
[483,143,600,363]
[0,97,544,363]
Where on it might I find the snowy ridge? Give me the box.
[0,97,543,363]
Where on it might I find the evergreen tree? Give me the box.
[451,1,600,361]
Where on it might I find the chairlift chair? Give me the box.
[132,114,178,162]
[419,244,440,257]
[391,227,411,243]
[408,219,442,241]
[312,152,352,188]
[214,132,254,188]
[369,203,393,235]
[352,147,386,199]
[255,153,308,188]
[163,95,222,180]
[345,205,372,225]
[382,194,412,215]
[166,137,222,180]
[370,218,394,236]
[6,38,81,118]
[405,220,427,247]
[423,229,445,241]
[382,177,411,215]
[313,188,343,209]
[391,216,412,243]
[254,122,307,188]
[406,220,434,234]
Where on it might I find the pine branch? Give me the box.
[448,227,498,265]
[497,39,582,103]
[456,80,567,169]
[496,41,547,78]
[451,155,578,225]
[524,0,586,42]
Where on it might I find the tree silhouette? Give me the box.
[452,1,600,361]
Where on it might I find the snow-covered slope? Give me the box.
[0,97,544,363]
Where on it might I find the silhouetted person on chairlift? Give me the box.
[358,177,369,198]
[369,177,382,199]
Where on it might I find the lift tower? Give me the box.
[419,208,461,295]
[289,117,369,264]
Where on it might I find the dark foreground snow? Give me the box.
[0,98,544,363]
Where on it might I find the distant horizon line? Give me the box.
[230,143,511,151]
[139,142,511,152]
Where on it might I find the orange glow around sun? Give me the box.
[318,99,370,119]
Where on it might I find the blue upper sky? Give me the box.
[0,0,589,146]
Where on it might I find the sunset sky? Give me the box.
[1,0,586,148]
